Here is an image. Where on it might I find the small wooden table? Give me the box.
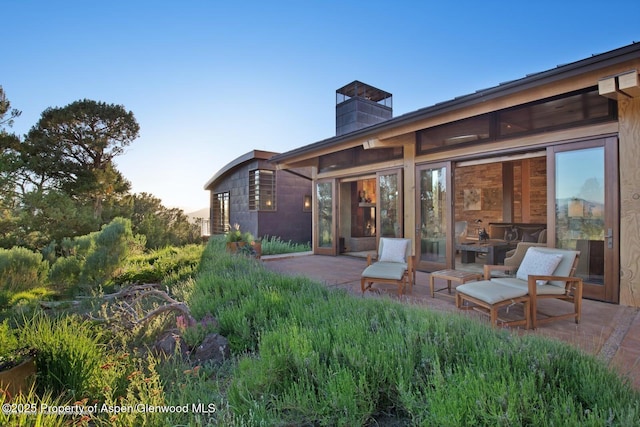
[429,269,482,298]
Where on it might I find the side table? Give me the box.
[430,269,482,298]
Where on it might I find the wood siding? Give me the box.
[619,97,640,306]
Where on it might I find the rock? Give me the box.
[153,330,190,358]
[192,333,230,364]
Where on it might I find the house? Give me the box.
[204,150,312,244]
[271,42,640,308]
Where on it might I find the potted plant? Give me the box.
[225,224,261,258]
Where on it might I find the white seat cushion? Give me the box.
[457,280,528,304]
[491,277,567,295]
[362,262,407,281]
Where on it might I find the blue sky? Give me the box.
[3,1,639,212]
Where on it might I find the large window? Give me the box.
[417,88,616,154]
[249,169,276,211]
[319,145,403,173]
[212,192,229,234]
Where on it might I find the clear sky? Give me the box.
[3,0,639,213]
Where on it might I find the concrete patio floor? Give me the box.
[262,252,640,390]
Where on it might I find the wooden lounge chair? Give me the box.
[455,247,582,329]
[361,238,415,296]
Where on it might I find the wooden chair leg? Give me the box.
[523,300,531,330]
[574,281,583,324]
[490,307,498,327]
[530,295,538,330]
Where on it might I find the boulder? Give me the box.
[192,333,230,364]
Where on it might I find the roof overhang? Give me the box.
[271,42,640,168]
[204,150,278,190]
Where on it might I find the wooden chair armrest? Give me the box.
[527,275,584,295]
[483,264,516,280]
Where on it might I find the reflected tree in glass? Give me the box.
[317,182,333,247]
[419,167,446,262]
[379,174,400,237]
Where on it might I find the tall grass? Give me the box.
[109,243,204,288]
[19,314,105,400]
[189,240,640,426]
[260,235,311,255]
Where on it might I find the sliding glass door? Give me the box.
[416,162,452,271]
[548,137,619,302]
[377,169,403,239]
[315,179,336,255]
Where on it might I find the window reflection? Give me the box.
[555,147,605,284]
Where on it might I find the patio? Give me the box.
[262,252,640,389]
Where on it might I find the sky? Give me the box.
[3,0,639,213]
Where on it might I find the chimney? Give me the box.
[335,81,392,136]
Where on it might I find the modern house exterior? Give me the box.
[271,43,640,308]
[204,150,312,244]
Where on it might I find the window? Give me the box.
[498,89,614,137]
[417,114,492,152]
[318,145,403,173]
[212,192,229,234]
[249,169,276,211]
[417,88,616,154]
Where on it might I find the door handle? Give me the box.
[605,228,613,249]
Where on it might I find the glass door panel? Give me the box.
[416,163,451,271]
[377,170,403,238]
[551,137,618,302]
[315,180,336,255]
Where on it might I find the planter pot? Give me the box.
[226,241,247,253]
[0,357,36,397]
[252,241,262,259]
[226,241,261,259]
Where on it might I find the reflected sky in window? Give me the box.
[556,147,604,204]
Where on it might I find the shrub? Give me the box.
[48,255,82,286]
[260,235,311,255]
[0,246,49,292]
[0,319,20,367]
[109,244,204,287]
[0,387,69,427]
[81,217,133,285]
[191,240,640,425]
[20,314,105,400]
[48,217,135,290]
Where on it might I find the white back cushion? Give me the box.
[379,238,408,263]
[516,248,563,285]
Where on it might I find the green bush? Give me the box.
[81,217,133,285]
[48,217,135,289]
[261,234,311,255]
[109,244,204,287]
[0,319,20,366]
[0,246,49,292]
[48,255,82,286]
[20,314,105,400]
[0,388,69,427]
[190,240,640,426]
